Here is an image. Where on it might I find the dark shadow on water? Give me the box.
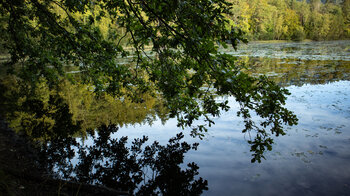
[38,124,208,195]
[0,80,208,195]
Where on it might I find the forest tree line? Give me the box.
[1,0,349,54]
[80,0,350,42]
[229,0,350,41]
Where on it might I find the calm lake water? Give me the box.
[77,40,350,195]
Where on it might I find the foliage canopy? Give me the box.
[0,0,298,162]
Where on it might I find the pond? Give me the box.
[105,40,350,195]
[111,81,350,196]
[62,40,349,195]
[3,40,350,195]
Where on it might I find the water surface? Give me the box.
[107,40,350,195]
[25,40,350,195]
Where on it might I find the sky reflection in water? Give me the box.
[107,81,350,196]
[79,41,350,195]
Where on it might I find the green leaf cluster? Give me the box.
[0,0,298,162]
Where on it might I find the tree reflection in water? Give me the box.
[0,79,207,195]
[38,124,208,195]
